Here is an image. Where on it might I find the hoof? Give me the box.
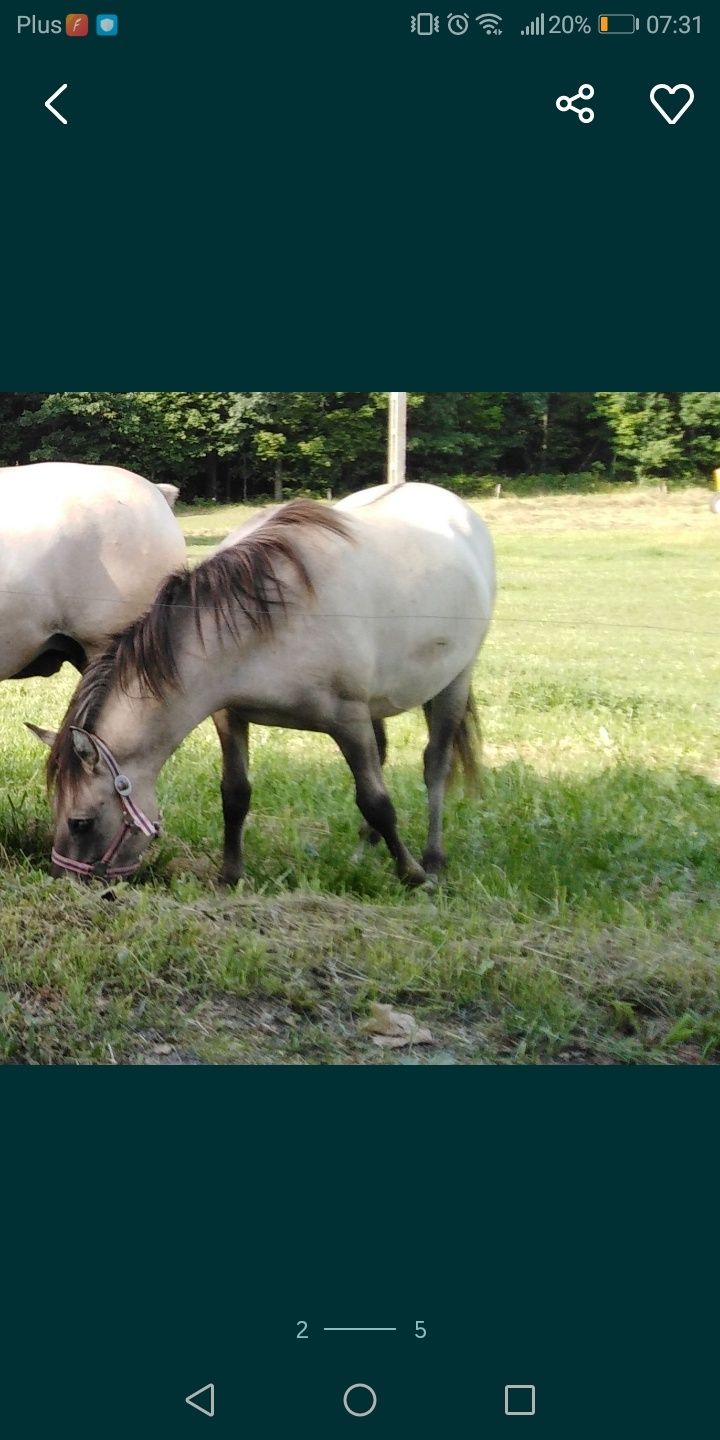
[218,868,244,888]
[422,848,447,877]
[400,860,428,888]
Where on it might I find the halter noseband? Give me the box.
[51,732,161,880]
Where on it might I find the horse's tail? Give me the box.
[450,690,482,790]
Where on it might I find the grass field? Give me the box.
[1,485,718,1065]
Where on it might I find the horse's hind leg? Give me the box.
[422,669,473,877]
[358,719,387,847]
[332,708,425,887]
[213,708,251,885]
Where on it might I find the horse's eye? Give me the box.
[68,817,94,835]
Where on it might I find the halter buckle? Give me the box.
[114,773,132,797]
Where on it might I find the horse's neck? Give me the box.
[97,670,222,779]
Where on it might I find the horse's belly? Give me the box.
[0,621,54,682]
[369,625,481,715]
[0,558,60,676]
[356,557,490,713]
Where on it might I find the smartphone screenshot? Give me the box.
[0,2,717,1436]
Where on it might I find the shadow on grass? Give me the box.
[0,756,717,1066]
[2,757,717,913]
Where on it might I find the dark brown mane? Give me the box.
[48,499,351,795]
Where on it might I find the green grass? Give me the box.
[1,485,718,1064]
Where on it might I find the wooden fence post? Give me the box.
[387,392,407,486]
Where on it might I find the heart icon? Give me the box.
[650,83,695,125]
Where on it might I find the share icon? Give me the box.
[556,83,595,123]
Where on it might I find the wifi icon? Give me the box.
[475,11,503,31]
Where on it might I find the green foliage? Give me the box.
[1,391,718,501]
[679,392,720,473]
[594,392,689,479]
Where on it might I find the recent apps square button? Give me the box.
[505,1385,536,1417]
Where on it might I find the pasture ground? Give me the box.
[0,485,718,1065]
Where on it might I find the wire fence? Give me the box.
[0,592,717,641]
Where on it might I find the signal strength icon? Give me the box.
[476,11,503,32]
[521,12,545,33]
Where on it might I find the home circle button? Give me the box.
[343,1383,377,1417]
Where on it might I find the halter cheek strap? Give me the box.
[51,733,161,880]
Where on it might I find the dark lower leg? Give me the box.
[359,719,387,846]
[334,715,425,886]
[423,733,454,874]
[422,678,471,875]
[213,709,251,884]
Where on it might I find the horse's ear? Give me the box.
[155,482,179,511]
[70,727,101,774]
[25,723,57,748]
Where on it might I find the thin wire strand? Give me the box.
[0,589,716,640]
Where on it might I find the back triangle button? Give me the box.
[185,1383,215,1418]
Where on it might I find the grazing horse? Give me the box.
[28,482,496,887]
[1,462,185,681]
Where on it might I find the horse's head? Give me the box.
[27,723,161,881]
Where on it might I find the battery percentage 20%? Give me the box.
[548,14,593,30]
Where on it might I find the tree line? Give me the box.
[0,392,718,502]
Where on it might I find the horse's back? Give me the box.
[337,478,493,551]
[335,481,496,608]
[0,463,186,675]
[1,463,180,535]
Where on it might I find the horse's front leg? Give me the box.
[212,708,251,885]
[356,718,387,849]
[331,705,426,887]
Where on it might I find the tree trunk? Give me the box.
[205,450,219,502]
[540,396,550,473]
[273,462,283,503]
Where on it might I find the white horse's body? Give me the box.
[332,481,495,715]
[0,463,186,680]
[216,481,496,722]
[37,481,496,887]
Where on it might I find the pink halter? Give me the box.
[51,732,161,880]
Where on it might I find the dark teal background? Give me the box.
[3,1071,717,1436]
[1,4,717,1433]
[0,2,714,386]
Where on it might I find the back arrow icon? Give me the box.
[45,84,68,124]
[185,1383,215,1418]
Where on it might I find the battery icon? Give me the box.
[598,13,639,31]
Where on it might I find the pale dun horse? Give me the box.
[28,483,496,887]
[1,463,185,681]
